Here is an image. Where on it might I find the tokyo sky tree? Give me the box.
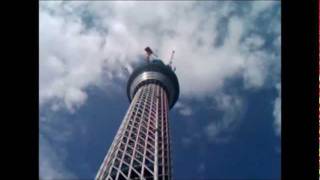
[95,48,179,180]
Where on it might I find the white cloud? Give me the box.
[179,107,193,116]
[205,93,244,142]
[174,102,193,116]
[250,1,277,17]
[205,123,221,140]
[273,83,281,136]
[39,3,142,112]
[243,34,265,50]
[242,51,270,89]
[40,1,280,110]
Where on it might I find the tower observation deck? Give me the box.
[95,57,179,180]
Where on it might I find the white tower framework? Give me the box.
[96,58,179,180]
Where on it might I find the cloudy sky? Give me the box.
[39,1,281,179]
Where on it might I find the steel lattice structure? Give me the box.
[96,59,179,180]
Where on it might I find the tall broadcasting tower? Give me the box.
[96,47,179,180]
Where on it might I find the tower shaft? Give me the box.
[96,83,172,180]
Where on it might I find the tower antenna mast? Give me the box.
[168,50,176,71]
[169,50,175,65]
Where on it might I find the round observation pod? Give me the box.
[127,59,179,109]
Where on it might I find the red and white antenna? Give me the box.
[168,50,176,72]
[169,50,175,66]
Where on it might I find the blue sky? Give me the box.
[39,1,281,179]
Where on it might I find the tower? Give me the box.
[95,52,179,180]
